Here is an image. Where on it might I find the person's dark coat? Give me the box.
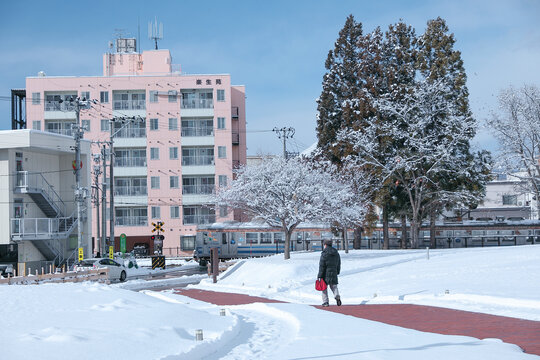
[317,245,341,285]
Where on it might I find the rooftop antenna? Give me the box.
[148,17,163,50]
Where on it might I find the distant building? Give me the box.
[465,173,538,221]
[0,130,92,274]
[20,38,246,256]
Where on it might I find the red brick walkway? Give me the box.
[176,289,540,356]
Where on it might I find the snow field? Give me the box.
[193,246,540,320]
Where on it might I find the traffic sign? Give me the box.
[152,221,165,232]
[109,246,114,259]
[78,247,83,262]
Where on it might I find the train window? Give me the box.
[246,233,258,244]
[260,233,272,244]
[274,232,284,243]
[222,233,227,245]
[202,232,208,245]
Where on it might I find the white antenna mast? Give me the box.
[148,17,163,50]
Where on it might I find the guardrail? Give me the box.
[0,268,109,285]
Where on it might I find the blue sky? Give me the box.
[1,0,539,155]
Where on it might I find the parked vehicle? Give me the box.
[74,258,127,282]
[0,263,14,277]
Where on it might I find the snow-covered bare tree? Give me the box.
[215,156,358,259]
[488,85,540,219]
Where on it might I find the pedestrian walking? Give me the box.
[317,239,342,307]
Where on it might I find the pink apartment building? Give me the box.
[24,39,246,256]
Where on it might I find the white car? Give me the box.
[74,258,127,282]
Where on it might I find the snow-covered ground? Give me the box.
[194,246,540,321]
[1,246,538,359]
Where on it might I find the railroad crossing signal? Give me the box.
[151,221,165,233]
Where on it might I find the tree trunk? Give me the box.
[284,230,291,260]
[383,206,389,250]
[410,218,419,249]
[401,215,407,249]
[429,207,436,249]
[353,227,362,249]
[343,228,349,254]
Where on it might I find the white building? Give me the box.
[0,130,92,275]
[466,173,538,221]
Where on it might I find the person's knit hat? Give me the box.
[323,239,333,247]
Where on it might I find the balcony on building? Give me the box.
[232,106,239,119]
[45,121,76,137]
[181,90,214,117]
[182,176,215,205]
[181,118,214,146]
[183,205,215,225]
[115,207,148,227]
[112,90,146,117]
[114,148,147,177]
[44,93,77,120]
[114,177,147,205]
[181,147,215,175]
[113,120,147,147]
[232,131,240,145]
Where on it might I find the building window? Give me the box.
[150,118,159,130]
[218,146,226,159]
[151,176,160,189]
[169,147,178,160]
[82,120,90,131]
[503,195,518,206]
[32,121,41,131]
[170,206,180,219]
[170,176,179,188]
[216,79,222,85]
[100,91,109,103]
[217,117,225,129]
[32,92,40,105]
[168,90,177,102]
[219,205,228,217]
[80,91,90,101]
[115,207,147,226]
[260,233,272,244]
[217,89,225,102]
[101,119,110,131]
[219,175,227,187]
[152,206,160,219]
[274,233,284,243]
[150,147,159,160]
[149,90,158,103]
[181,236,196,251]
[169,118,178,130]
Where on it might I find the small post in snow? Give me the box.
[426,247,430,260]
[195,329,203,341]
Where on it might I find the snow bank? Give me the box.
[0,282,235,360]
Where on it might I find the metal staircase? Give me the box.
[14,171,66,217]
[12,171,77,266]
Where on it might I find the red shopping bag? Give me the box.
[315,278,327,291]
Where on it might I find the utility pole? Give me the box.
[101,144,107,257]
[70,97,91,257]
[272,127,295,159]
[109,120,115,254]
[92,163,101,255]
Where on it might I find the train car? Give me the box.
[194,220,540,265]
[194,221,349,265]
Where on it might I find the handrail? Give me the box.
[15,171,66,217]
[11,213,77,238]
